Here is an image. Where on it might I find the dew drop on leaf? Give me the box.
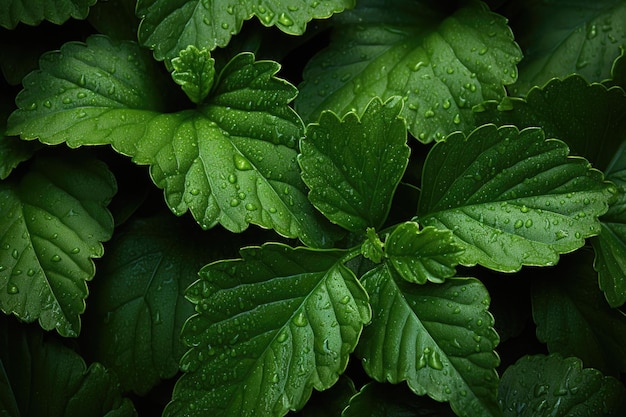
[6,284,18,294]
[51,255,61,262]
[293,312,308,327]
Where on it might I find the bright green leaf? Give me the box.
[7,36,337,247]
[531,250,626,376]
[472,75,626,171]
[342,382,458,417]
[171,45,215,104]
[84,214,238,395]
[499,354,626,417]
[295,0,521,143]
[0,316,136,416]
[418,125,612,272]
[357,265,501,417]
[0,154,115,337]
[0,0,97,29]
[385,222,464,284]
[137,0,355,62]
[165,244,371,417]
[512,0,626,95]
[361,228,385,264]
[299,97,409,232]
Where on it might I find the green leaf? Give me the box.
[342,382,458,417]
[137,0,355,62]
[357,265,501,417]
[0,0,97,29]
[531,250,626,376]
[84,214,238,395]
[512,0,626,95]
[7,36,337,247]
[385,222,464,284]
[0,154,115,337]
[1,97,39,179]
[417,124,612,272]
[606,48,626,89]
[165,244,371,417]
[499,354,626,417]
[171,45,216,104]
[0,315,137,416]
[295,0,522,143]
[299,97,409,232]
[361,228,385,264]
[472,75,626,171]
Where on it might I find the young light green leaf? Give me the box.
[361,228,385,264]
[0,316,137,416]
[357,266,500,417]
[531,250,626,376]
[499,354,626,417]
[417,125,613,272]
[299,97,409,232]
[473,75,626,171]
[171,45,215,104]
[165,244,371,417]
[512,0,626,95]
[342,382,458,417]
[7,36,337,247]
[137,0,355,62]
[296,0,521,143]
[0,0,96,29]
[385,222,464,284]
[0,154,115,337]
[84,214,239,395]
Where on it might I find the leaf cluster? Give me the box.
[1,0,626,416]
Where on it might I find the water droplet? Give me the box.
[278,13,294,26]
[514,220,524,229]
[78,74,86,86]
[6,284,18,294]
[43,100,52,108]
[277,332,288,343]
[586,24,598,39]
[62,97,72,104]
[221,22,229,29]
[233,154,252,171]
[411,61,425,72]
[27,269,36,276]
[293,312,308,327]
[442,99,451,109]
[340,295,351,304]
[228,174,237,184]
[190,188,200,196]
[51,255,61,262]
[11,249,18,260]
[478,47,488,55]
[229,198,240,207]
[453,114,461,124]
[424,109,435,118]
[245,203,257,211]
[525,219,533,228]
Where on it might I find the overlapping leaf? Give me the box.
[531,251,626,376]
[0,316,136,416]
[512,0,626,95]
[357,266,500,417]
[137,0,355,62]
[499,354,626,417]
[0,155,115,337]
[7,35,337,247]
[171,45,215,104]
[298,97,409,232]
[417,125,612,272]
[0,0,96,29]
[295,0,521,143]
[165,244,371,417]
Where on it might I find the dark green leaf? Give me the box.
[137,0,355,62]
[295,375,356,417]
[87,0,140,41]
[165,244,371,417]
[0,316,136,416]
[357,266,500,417]
[0,0,97,29]
[0,154,115,337]
[171,45,215,104]
[512,0,626,95]
[499,354,626,417]
[299,97,409,232]
[418,125,612,272]
[531,250,626,376]
[296,0,522,143]
[606,48,626,89]
[342,382,457,417]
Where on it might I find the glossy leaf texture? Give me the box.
[298,97,409,232]
[342,382,457,417]
[137,0,355,62]
[472,75,626,305]
[295,0,521,143]
[0,0,96,29]
[166,244,371,417]
[6,35,337,247]
[171,45,215,104]
[357,266,501,417]
[531,250,626,377]
[0,315,136,416]
[83,215,238,395]
[417,124,613,272]
[512,0,626,96]
[0,154,115,337]
[499,354,626,417]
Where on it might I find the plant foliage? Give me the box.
[1,0,626,416]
